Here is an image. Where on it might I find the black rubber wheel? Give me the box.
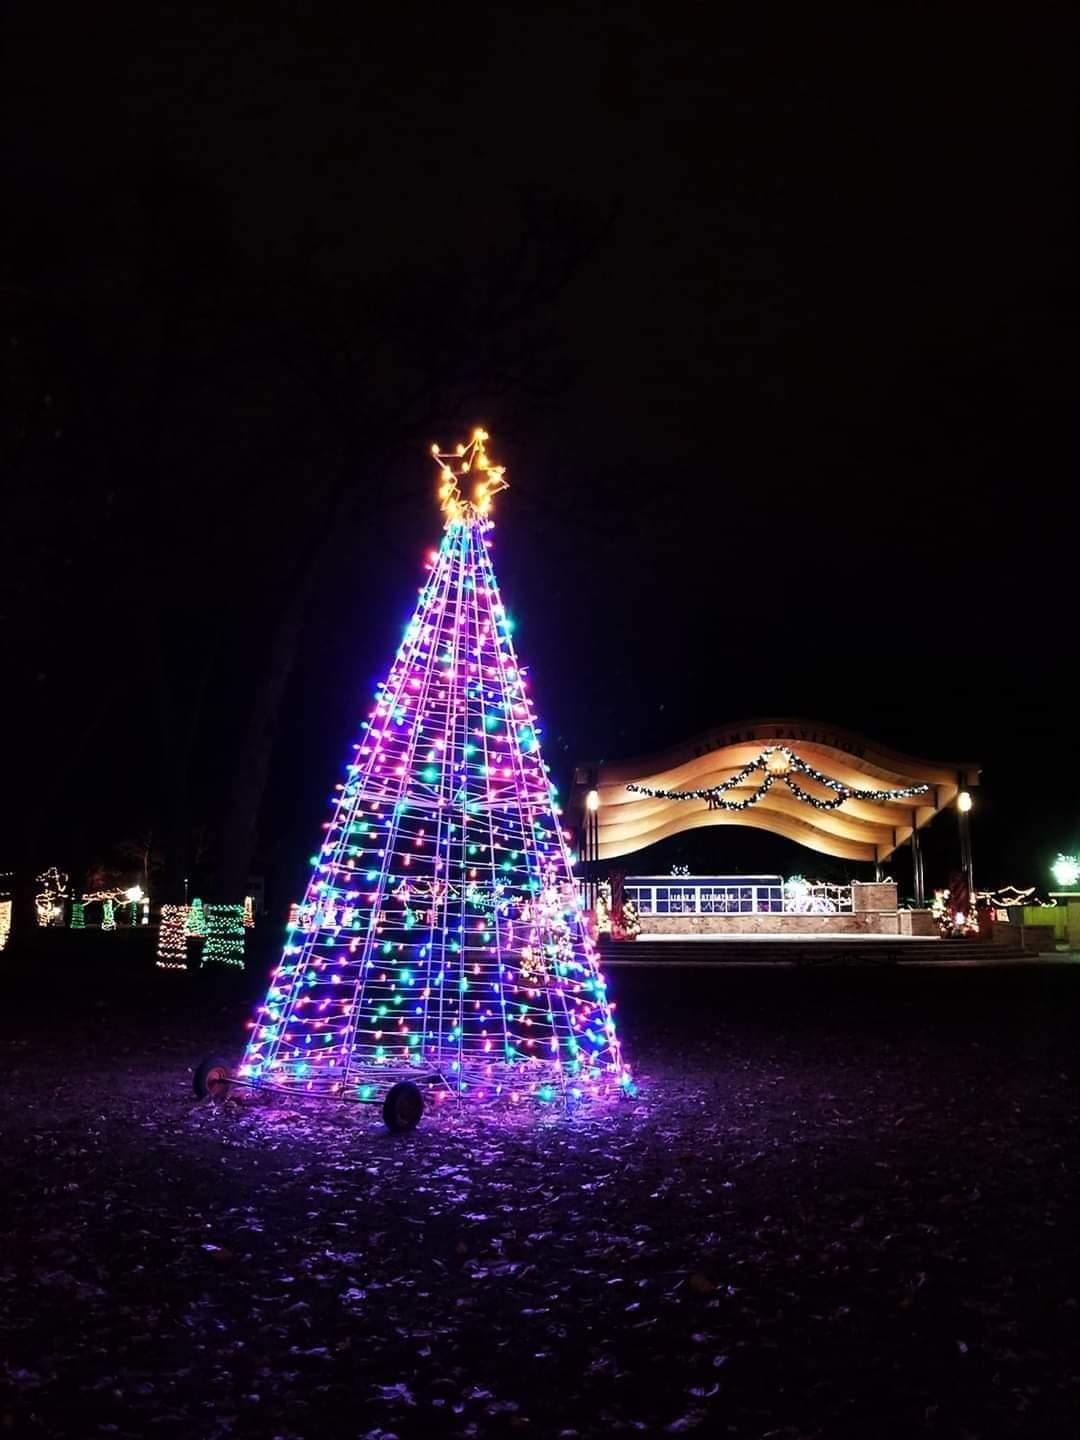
[193,1056,232,1102]
[383,1081,424,1132]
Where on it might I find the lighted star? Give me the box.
[431,428,508,522]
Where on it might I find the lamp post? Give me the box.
[910,808,926,907]
[585,790,600,912]
[957,790,974,897]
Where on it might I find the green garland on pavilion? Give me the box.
[627,745,929,814]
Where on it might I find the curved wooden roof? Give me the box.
[575,718,980,865]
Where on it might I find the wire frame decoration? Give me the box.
[185,898,206,939]
[240,431,628,1106]
[202,904,246,968]
[35,867,69,927]
[156,903,190,971]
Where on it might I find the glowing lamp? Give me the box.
[585,790,600,813]
[957,791,973,813]
[1052,854,1080,889]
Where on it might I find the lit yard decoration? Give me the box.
[981,885,1049,909]
[123,884,145,928]
[1051,854,1080,890]
[201,904,245,968]
[783,876,846,914]
[242,895,255,928]
[930,887,979,938]
[0,875,10,952]
[70,902,85,930]
[978,885,1052,923]
[195,431,626,1130]
[82,887,141,930]
[620,896,641,938]
[156,904,190,970]
[185,897,206,939]
[595,880,613,933]
[35,867,70,927]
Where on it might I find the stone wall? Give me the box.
[638,911,901,936]
[852,882,899,914]
[991,921,1058,953]
[899,909,939,937]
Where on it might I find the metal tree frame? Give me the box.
[193,433,629,1129]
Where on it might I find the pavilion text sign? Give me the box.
[691,726,867,760]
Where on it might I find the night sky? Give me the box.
[3,6,1075,901]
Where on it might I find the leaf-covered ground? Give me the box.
[2,954,1078,1439]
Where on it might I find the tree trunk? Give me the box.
[154,627,217,903]
[218,573,314,901]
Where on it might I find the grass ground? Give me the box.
[2,943,1078,1438]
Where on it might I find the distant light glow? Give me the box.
[1052,854,1080,889]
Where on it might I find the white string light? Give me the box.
[156,904,190,970]
[35,867,69,927]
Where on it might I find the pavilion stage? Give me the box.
[572,719,983,916]
[619,876,940,938]
[598,875,1049,963]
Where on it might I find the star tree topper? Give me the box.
[432,428,508,524]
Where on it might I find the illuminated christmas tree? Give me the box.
[70,902,85,930]
[240,431,627,1107]
[185,898,206,939]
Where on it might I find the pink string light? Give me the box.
[241,434,629,1106]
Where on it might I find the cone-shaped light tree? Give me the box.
[241,432,627,1104]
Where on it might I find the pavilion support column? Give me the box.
[956,772,975,899]
[958,817,973,897]
[910,811,926,907]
